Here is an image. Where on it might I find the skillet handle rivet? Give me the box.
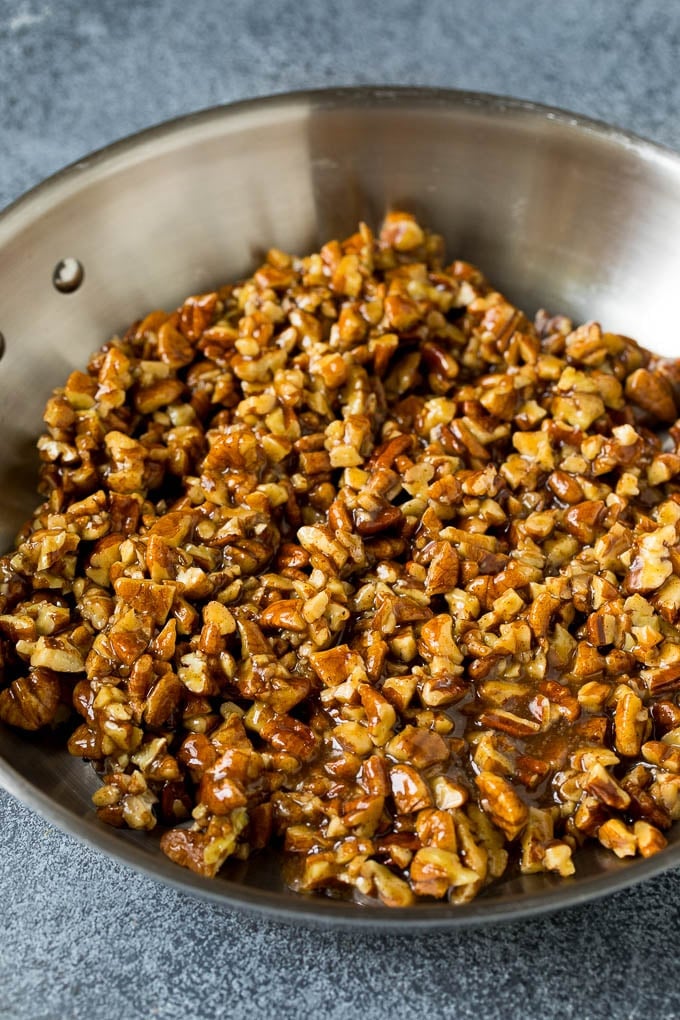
[53,257,84,294]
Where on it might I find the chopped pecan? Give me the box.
[625,368,677,424]
[389,764,432,813]
[613,690,648,758]
[160,809,248,877]
[475,772,528,840]
[0,668,62,730]
[4,210,680,907]
[409,847,478,898]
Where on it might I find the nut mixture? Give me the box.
[2,212,680,907]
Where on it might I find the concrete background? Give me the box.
[2,0,680,1017]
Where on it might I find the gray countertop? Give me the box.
[2,1,680,1017]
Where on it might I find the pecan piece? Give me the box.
[0,668,61,730]
[160,809,248,877]
[475,772,528,840]
[584,763,631,810]
[389,764,432,813]
[613,690,648,758]
[144,672,184,728]
[409,847,478,899]
[625,368,677,423]
[386,725,450,769]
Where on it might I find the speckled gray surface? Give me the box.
[2,1,680,1017]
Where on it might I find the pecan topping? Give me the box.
[2,211,680,907]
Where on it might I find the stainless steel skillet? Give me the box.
[2,87,680,928]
